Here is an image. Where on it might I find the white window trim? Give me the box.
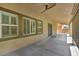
[0,11,19,38]
[23,17,36,35]
[23,17,31,35]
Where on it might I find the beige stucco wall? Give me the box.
[69,23,72,36]
[57,23,63,33]
[0,4,57,55]
[72,10,79,46]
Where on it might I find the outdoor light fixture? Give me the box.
[41,3,56,13]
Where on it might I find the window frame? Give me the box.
[23,17,37,35]
[31,19,36,34]
[23,17,31,35]
[0,11,19,38]
[36,20,43,34]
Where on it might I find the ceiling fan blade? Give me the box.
[41,3,56,14]
[41,5,48,13]
[41,9,47,13]
[47,3,56,9]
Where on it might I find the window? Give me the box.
[11,26,18,35]
[31,20,36,34]
[2,26,9,37]
[24,18,30,35]
[0,11,18,38]
[37,20,43,34]
[2,14,9,24]
[23,17,36,35]
[11,16,17,25]
[23,17,43,35]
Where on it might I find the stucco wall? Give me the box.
[72,10,79,47]
[0,4,57,55]
[69,23,72,36]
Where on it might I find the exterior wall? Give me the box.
[57,23,63,33]
[72,10,79,47]
[0,4,57,55]
[69,23,72,36]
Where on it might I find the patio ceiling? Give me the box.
[0,3,74,24]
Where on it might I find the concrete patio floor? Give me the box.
[3,34,71,56]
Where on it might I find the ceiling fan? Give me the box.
[41,3,56,13]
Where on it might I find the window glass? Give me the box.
[37,28,42,34]
[2,14,9,24]
[26,20,30,34]
[31,20,36,34]
[24,19,26,34]
[37,21,43,34]
[11,26,17,35]
[37,21,42,28]
[11,16,17,25]
[24,19,30,34]
[0,11,18,38]
[2,26,9,37]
